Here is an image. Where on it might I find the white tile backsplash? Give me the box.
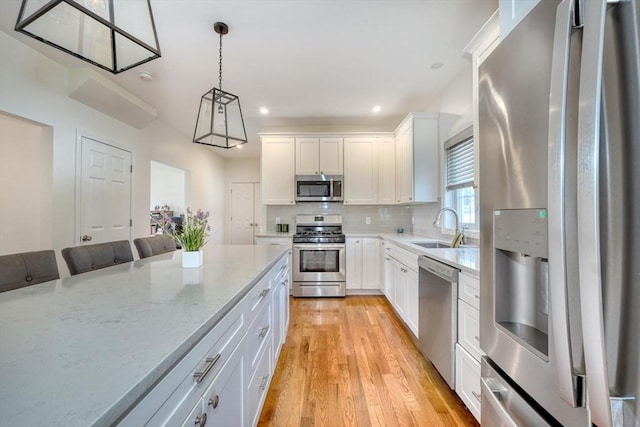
[266,203,414,234]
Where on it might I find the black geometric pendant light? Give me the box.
[14,0,161,74]
[193,22,248,149]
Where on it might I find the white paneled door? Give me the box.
[79,137,132,245]
[230,182,260,244]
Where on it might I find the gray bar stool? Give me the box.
[0,250,59,293]
[61,240,134,276]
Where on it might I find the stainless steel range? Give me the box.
[292,214,346,297]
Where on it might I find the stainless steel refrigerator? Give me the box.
[479,0,639,426]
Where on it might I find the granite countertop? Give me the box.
[0,245,288,427]
[257,231,479,275]
[255,232,294,238]
[376,233,480,276]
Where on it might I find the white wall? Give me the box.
[0,31,227,272]
[438,66,473,139]
[412,63,475,241]
[0,113,53,255]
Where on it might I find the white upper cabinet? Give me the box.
[377,137,396,205]
[343,136,378,205]
[295,137,343,175]
[394,113,439,203]
[260,136,295,205]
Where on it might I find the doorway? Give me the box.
[77,135,132,244]
[230,182,261,244]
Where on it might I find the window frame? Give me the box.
[440,125,479,238]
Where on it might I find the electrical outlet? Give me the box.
[275,217,281,224]
[365,216,371,225]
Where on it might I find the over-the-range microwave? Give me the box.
[295,175,343,202]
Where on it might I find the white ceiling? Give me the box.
[0,0,497,159]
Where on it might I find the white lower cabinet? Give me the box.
[272,264,289,361]
[184,343,246,427]
[256,237,292,293]
[455,272,483,423]
[362,238,381,289]
[247,335,273,427]
[346,237,363,289]
[382,247,395,303]
[455,344,482,421]
[346,237,380,291]
[458,299,482,361]
[381,240,419,338]
[118,254,289,427]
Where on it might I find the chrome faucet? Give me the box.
[433,208,464,246]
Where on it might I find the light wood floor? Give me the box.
[258,296,479,427]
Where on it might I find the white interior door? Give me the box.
[79,136,132,244]
[230,183,256,244]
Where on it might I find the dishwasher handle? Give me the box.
[418,255,458,282]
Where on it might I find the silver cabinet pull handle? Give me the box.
[474,335,480,342]
[259,289,269,298]
[474,294,480,299]
[208,395,219,409]
[194,412,207,426]
[259,325,270,338]
[193,353,221,383]
[81,235,92,242]
[472,391,482,402]
[259,375,269,390]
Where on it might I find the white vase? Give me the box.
[182,249,203,268]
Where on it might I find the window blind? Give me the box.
[445,135,474,191]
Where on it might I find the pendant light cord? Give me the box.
[218,30,223,91]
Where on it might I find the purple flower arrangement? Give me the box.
[164,208,211,251]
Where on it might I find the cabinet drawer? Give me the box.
[459,272,480,309]
[455,344,481,422]
[200,344,245,427]
[118,300,246,426]
[247,273,272,317]
[393,246,419,271]
[384,241,418,271]
[180,399,205,427]
[458,299,483,361]
[247,302,272,370]
[247,335,273,427]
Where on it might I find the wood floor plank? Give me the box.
[259,296,479,427]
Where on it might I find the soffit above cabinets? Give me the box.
[68,69,157,129]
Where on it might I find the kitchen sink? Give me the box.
[411,242,451,249]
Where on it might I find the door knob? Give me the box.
[81,235,92,242]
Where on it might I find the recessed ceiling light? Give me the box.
[430,62,444,70]
[260,107,269,114]
[372,105,381,113]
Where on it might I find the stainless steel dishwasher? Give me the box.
[418,255,459,389]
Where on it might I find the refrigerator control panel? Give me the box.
[494,209,548,258]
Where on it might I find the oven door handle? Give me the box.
[293,244,345,250]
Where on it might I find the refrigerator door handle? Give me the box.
[577,0,612,426]
[547,0,581,408]
[480,378,520,427]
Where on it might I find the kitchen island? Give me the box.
[0,245,289,427]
